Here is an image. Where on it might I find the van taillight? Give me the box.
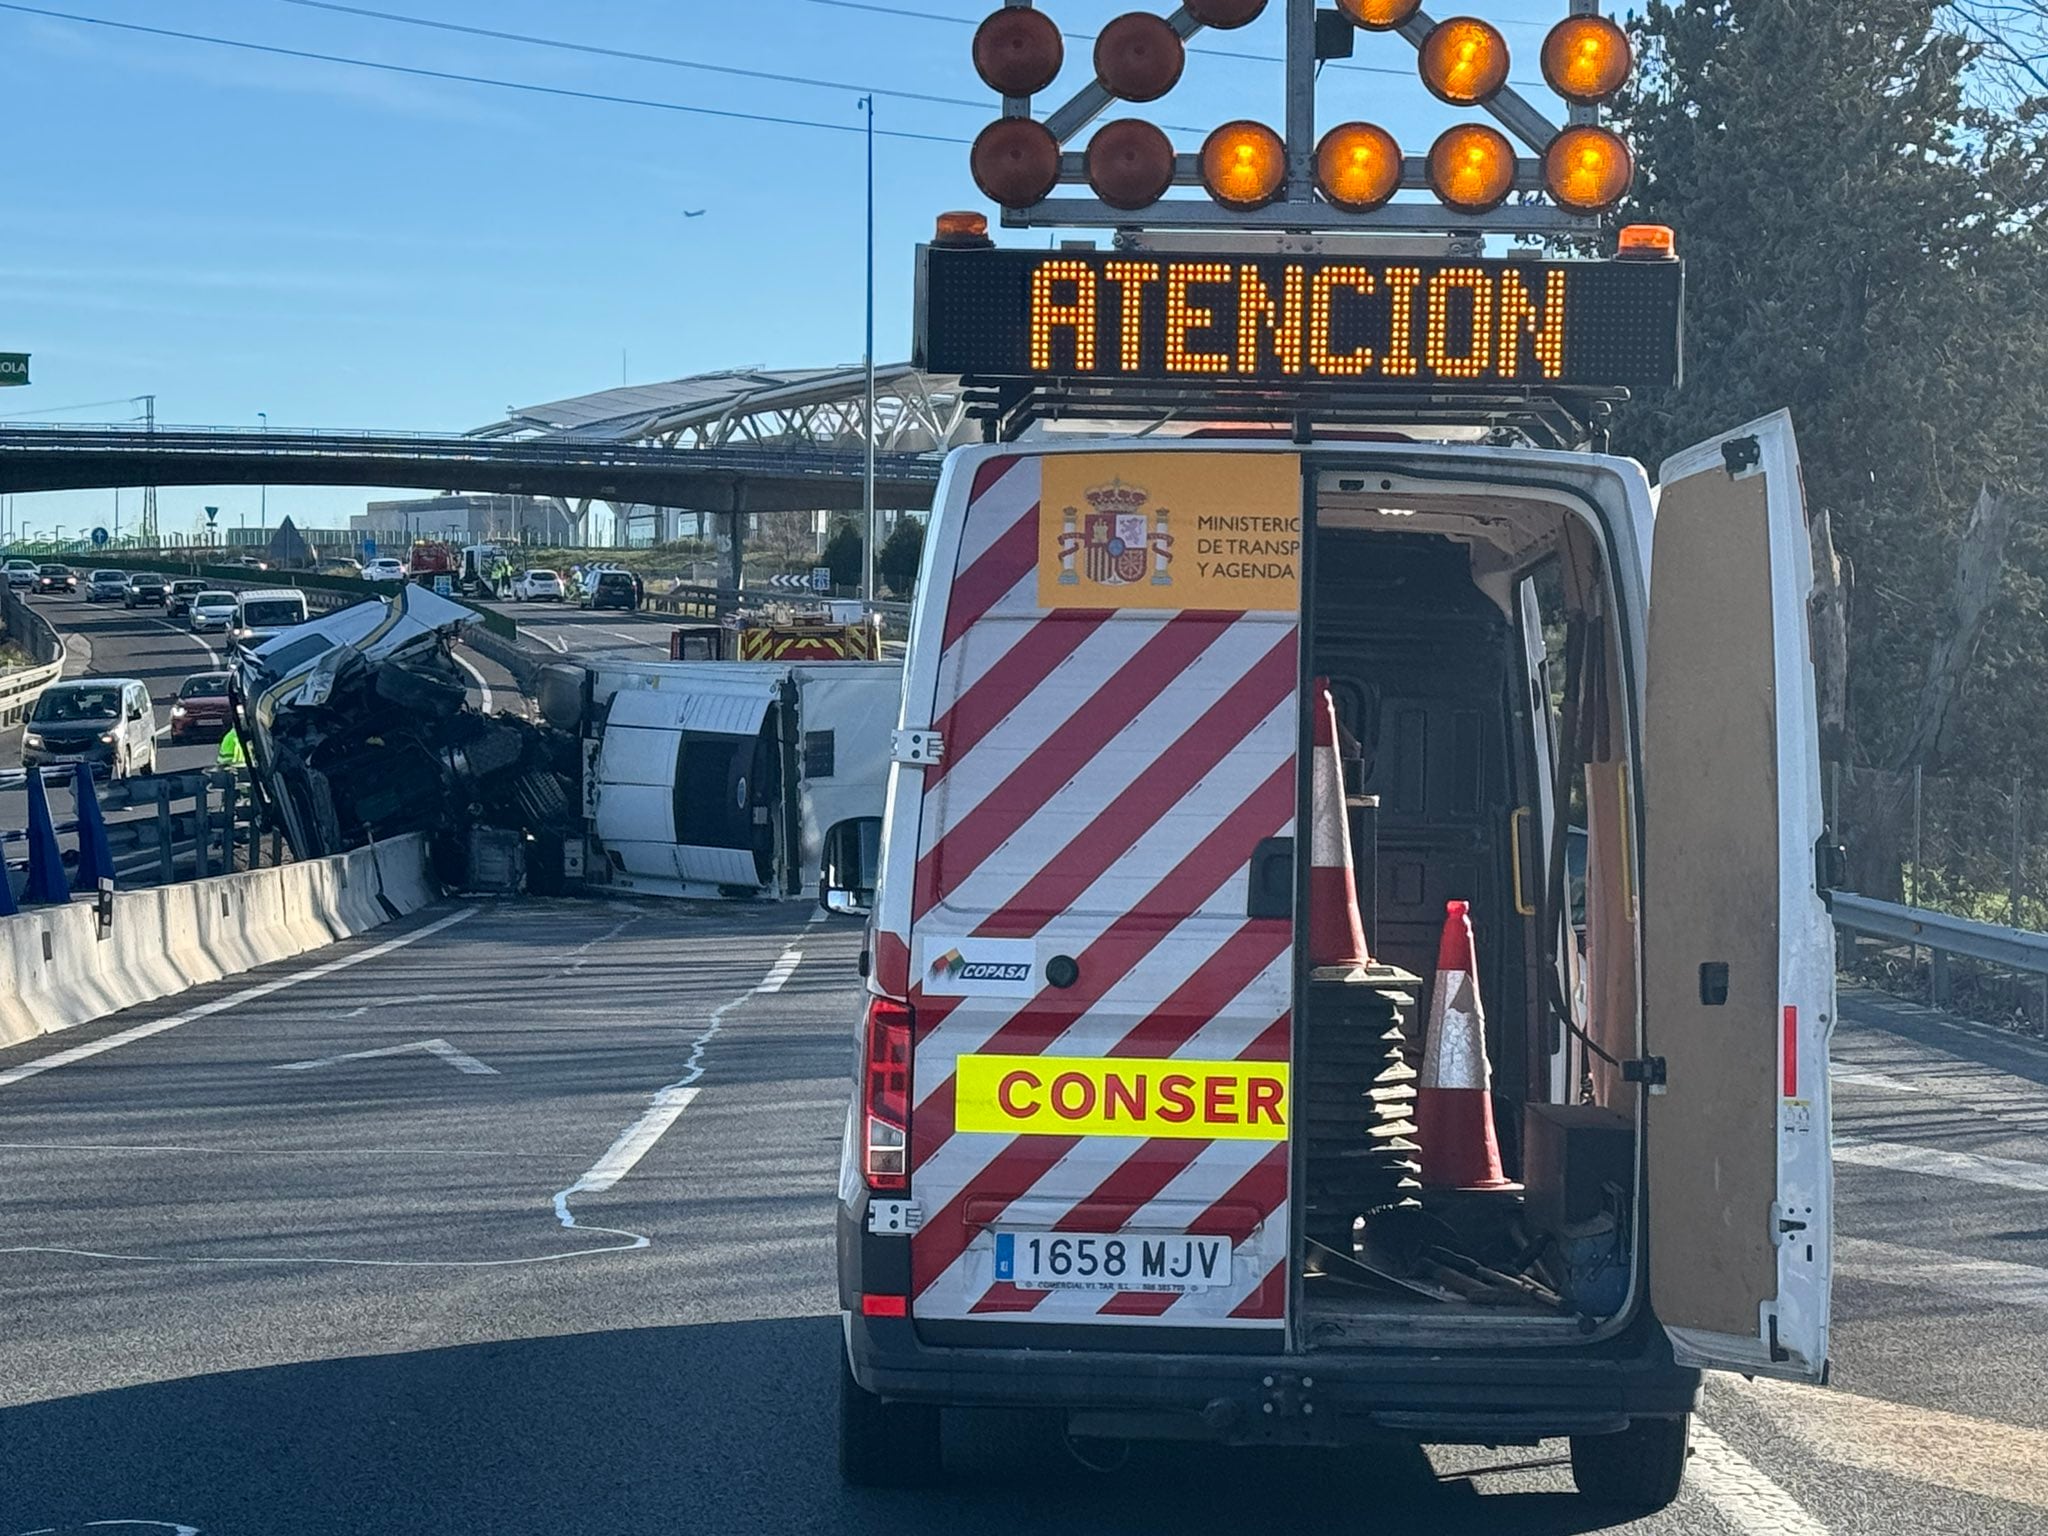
[863,996,914,1192]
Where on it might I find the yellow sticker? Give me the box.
[955,1053,1289,1141]
[1037,452,1302,612]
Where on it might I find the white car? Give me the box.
[190,590,239,633]
[4,558,38,589]
[363,557,407,583]
[510,568,564,602]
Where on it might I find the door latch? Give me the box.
[1622,1056,1668,1089]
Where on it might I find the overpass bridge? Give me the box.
[0,424,943,514]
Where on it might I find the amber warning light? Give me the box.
[915,247,1684,391]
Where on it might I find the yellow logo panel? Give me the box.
[956,1053,1289,1141]
[1037,452,1301,613]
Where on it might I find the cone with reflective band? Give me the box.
[1416,899,1515,1190]
[1308,677,1371,969]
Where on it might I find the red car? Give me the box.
[170,671,233,744]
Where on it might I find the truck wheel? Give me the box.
[1571,1414,1689,1511]
[838,1349,942,1488]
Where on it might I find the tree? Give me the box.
[877,516,926,598]
[822,519,864,590]
[1612,0,2048,893]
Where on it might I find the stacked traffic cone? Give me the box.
[1301,679,1422,1250]
[1308,677,1370,972]
[1416,900,1516,1191]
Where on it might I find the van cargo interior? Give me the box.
[1297,477,1639,1347]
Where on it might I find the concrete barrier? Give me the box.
[0,833,439,1049]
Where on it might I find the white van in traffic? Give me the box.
[231,588,310,651]
[832,417,1835,1508]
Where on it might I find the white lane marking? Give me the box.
[1830,1066,1923,1093]
[1686,1420,1831,1536]
[756,947,802,993]
[551,946,795,1235]
[143,615,220,663]
[0,908,479,1090]
[0,933,798,1269]
[547,915,639,979]
[1834,1136,2048,1194]
[1731,1375,2048,1512]
[806,906,828,926]
[274,1038,498,1076]
[530,627,568,654]
[1840,1237,2048,1311]
[451,651,495,713]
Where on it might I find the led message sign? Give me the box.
[915,246,1682,390]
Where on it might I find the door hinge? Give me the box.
[1622,1056,1668,1089]
[892,728,944,767]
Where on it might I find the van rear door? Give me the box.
[1642,410,1834,1382]
[902,446,1302,1336]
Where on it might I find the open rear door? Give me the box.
[1643,410,1834,1382]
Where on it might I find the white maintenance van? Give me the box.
[832,51,1837,1497]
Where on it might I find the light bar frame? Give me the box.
[995,0,1607,236]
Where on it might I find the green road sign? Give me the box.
[0,353,29,386]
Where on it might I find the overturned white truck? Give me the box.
[538,657,899,903]
[234,585,898,904]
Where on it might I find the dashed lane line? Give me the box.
[551,943,802,1231]
[756,947,802,993]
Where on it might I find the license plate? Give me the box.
[992,1231,1232,1293]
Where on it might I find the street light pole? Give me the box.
[257,411,268,540]
[860,93,877,607]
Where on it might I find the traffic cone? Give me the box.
[70,763,114,895]
[23,768,69,905]
[1416,900,1516,1191]
[1308,677,1371,971]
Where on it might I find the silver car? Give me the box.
[190,590,239,633]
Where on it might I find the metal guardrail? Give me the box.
[1831,892,2048,1007]
[0,583,65,728]
[2,767,269,887]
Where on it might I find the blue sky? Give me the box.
[0,0,1578,538]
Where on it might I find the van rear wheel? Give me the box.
[1570,1413,1689,1511]
[838,1349,942,1488]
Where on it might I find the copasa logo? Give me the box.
[929,947,1032,985]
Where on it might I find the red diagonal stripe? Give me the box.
[1228,1261,1287,1320]
[915,612,1238,921]
[912,1134,1077,1300]
[975,626,1297,932]
[970,455,1019,501]
[911,760,1296,1169]
[1106,932,1291,1060]
[926,610,1111,788]
[941,495,1038,652]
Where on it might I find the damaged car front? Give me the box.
[233,585,582,889]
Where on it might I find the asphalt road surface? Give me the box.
[504,598,678,661]
[1,889,2043,1535]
